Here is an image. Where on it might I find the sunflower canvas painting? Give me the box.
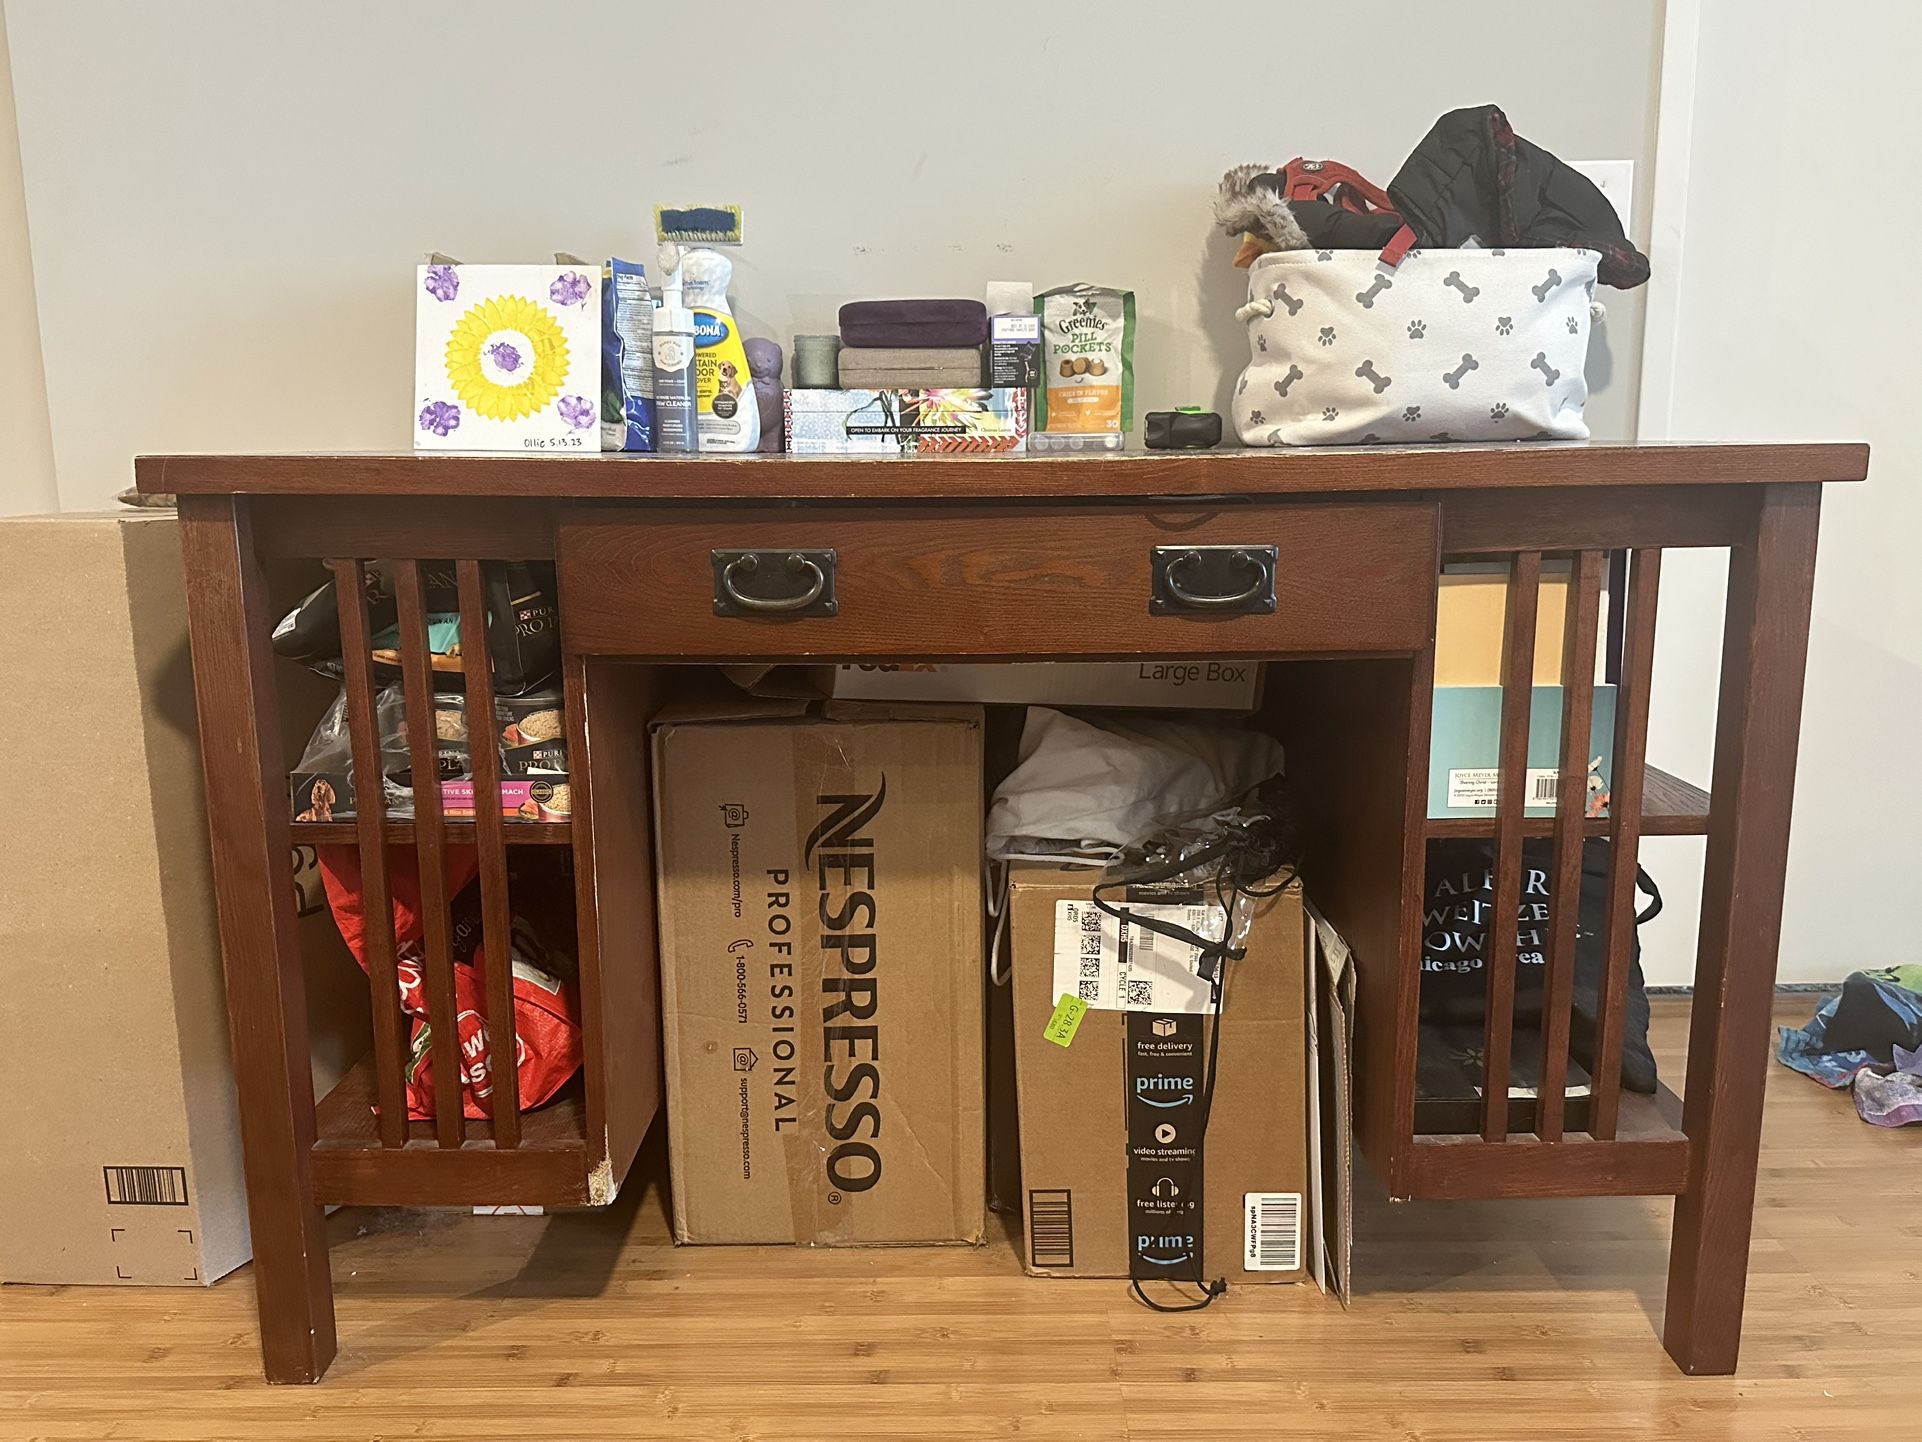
[414,263,601,451]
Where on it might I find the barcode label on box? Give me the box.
[1052,899,1223,1013]
[1244,1191,1301,1272]
[1446,767,1562,810]
[1028,1189,1075,1268]
[103,1166,189,1207]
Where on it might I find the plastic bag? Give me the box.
[320,845,583,1120]
[291,685,570,821]
[289,686,411,822]
[270,562,561,695]
[985,708,1284,864]
[1091,785,1304,974]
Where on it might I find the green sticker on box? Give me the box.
[1044,993,1090,1048]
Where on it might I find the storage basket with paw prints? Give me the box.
[1232,248,1599,446]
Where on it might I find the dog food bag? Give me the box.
[289,684,411,821]
[1035,284,1136,438]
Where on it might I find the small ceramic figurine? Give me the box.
[744,337,785,452]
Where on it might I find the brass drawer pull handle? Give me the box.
[1151,545,1278,615]
[711,548,839,617]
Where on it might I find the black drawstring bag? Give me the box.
[1421,838,1662,1093]
[270,561,560,696]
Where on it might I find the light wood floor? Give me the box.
[4,996,1918,1441]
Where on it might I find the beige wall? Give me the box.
[0,2,55,516]
[7,0,1662,507]
[1636,0,1920,987]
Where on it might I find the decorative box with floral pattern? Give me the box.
[414,261,601,452]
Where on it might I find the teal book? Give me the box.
[1428,686,1617,819]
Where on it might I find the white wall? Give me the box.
[0,3,55,516]
[6,0,1661,508]
[1637,0,1919,985]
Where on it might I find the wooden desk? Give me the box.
[137,441,1868,1383]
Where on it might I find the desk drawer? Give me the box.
[558,502,1437,658]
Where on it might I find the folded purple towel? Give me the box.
[839,298,988,349]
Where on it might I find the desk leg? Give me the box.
[179,495,336,1383]
[1663,484,1820,1376]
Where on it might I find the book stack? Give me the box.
[1429,561,1616,819]
[835,299,986,388]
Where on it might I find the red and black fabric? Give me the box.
[1271,159,1408,254]
[1387,105,1650,289]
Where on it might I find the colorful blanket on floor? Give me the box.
[1777,966,1922,1127]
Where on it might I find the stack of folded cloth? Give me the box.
[836,299,987,388]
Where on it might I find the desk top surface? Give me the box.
[135,440,1869,502]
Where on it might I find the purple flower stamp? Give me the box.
[423,265,459,302]
[418,400,462,437]
[549,270,592,308]
[557,394,595,430]
[487,340,523,373]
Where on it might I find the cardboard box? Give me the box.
[783,387,1028,455]
[652,698,986,1245]
[987,313,1043,389]
[1428,684,1618,819]
[830,660,1261,711]
[0,513,365,1286]
[1304,902,1355,1304]
[1008,864,1312,1284]
[1436,563,1609,687]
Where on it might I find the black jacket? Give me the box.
[1388,105,1649,289]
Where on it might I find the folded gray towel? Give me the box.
[834,346,985,374]
[837,348,985,389]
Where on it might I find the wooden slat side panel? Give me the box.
[457,560,520,1147]
[1591,549,1662,1138]
[394,561,465,1146]
[328,559,406,1149]
[1481,552,1540,1142]
[1535,550,1604,1141]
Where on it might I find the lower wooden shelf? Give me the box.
[293,819,572,846]
[1423,765,1709,840]
[311,1054,590,1208]
[1403,1081,1690,1200]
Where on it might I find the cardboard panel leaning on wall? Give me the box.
[0,10,57,516]
[0,512,366,1285]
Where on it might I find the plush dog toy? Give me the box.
[1215,160,1407,266]
[1214,163,1310,268]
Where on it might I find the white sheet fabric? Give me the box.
[984,708,1284,863]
